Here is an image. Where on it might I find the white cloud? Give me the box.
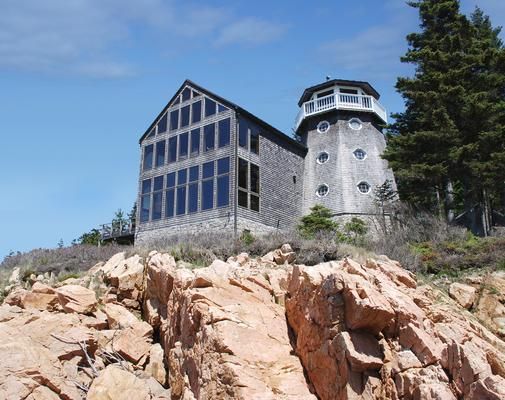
[0,0,285,78]
[215,17,286,47]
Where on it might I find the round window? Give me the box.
[317,120,330,133]
[353,149,367,160]
[317,152,329,164]
[349,118,363,130]
[357,181,371,194]
[316,184,329,197]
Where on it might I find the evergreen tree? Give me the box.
[298,205,338,238]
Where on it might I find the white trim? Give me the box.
[317,120,330,133]
[316,183,330,197]
[348,118,363,130]
[353,148,367,160]
[357,181,371,194]
[316,151,330,164]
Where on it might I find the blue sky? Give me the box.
[1,0,504,259]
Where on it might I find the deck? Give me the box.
[100,221,135,244]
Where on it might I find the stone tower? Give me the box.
[295,79,395,221]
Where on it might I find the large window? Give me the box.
[218,118,230,148]
[179,132,188,159]
[152,176,164,220]
[168,136,177,163]
[170,110,179,131]
[237,158,259,212]
[155,140,165,167]
[205,98,216,117]
[180,105,190,128]
[192,101,201,124]
[143,144,153,171]
[190,128,200,156]
[204,123,215,152]
[157,113,167,134]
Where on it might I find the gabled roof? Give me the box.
[297,79,380,107]
[139,79,306,152]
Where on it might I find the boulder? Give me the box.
[55,285,97,314]
[273,244,296,265]
[449,282,476,309]
[145,343,166,386]
[107,254,144,304]
[87,365,150,400]
[334,331,383,372]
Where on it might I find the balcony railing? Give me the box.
[294,93,387,131]
[100,221,135,241]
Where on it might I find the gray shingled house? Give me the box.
[135,78,394,244]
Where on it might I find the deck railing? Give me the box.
[100,221,135,241]
[294,93,387,131]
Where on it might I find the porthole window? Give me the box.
[316,152,329,164]
[317,120,330,133]
[357,181,371,194]
[349,118,363,130]
[353,149,367,160]
[316,184,329,197]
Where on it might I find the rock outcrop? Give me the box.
[1,248,504,399]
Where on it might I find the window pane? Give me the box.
[188,183,198,213]
[177,169,187,185]
[170,110,179,131]
[238,158,248,189]
[250,194,259,212]
[239,121,248,148]
[204,123,215,152]
[147,127,155,138]
[202,161,214,179]
[205,98,216,117]
[217,175,229,207]
[168,136,177,163]
[179,132,188,159]
[143,144,153,171]
[142,179,151,194]
[182,87,191,101]
[176,186,186,215]
[155,140,165,167]
[165,189,174,218]
[140,194,151,222]
[190,128,200,155]
[202,179,214,210]
[189,166,199,182]
[217,157,230,175]
[238,190,248,208]
[152,192,162,220]
[180,105,190,128]
[192,101,201,124]
[166,172,176,188]
[157,113,167,133]
[250,163,259,193]
[173,96,180,105]
[250,131,259,154]
[154,176,164,191]
[218,118,230,148]
[218,104,229,113]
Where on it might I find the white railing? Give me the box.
[294,93,387,130]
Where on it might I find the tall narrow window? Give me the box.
[192,100,201,124]
[250,163,259,193]
[204,123,215,152]
[182,87,191,102]
[238,158,248,189]
[180,105,190,128]
[143,144,153,171]
[170,110,179,131]
[176,186,186,215]
[218,118,230,148]
[152,176,164,220]
[157,113,167,134]
[190,128,200,156]
[140,178,152,222]
[189,166,199,182]
[168,136,177,163]
[239,121,248,148]
[165,173,176,219]
[188,183,198,213]
[237,158,259,212]
[217,157,230,208]
[205,98,216,117]
[179,132,188,159]
[250,130,259,154]
[201,179,214,210]
[155,140,165,167]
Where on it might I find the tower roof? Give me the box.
[297,79,380,107]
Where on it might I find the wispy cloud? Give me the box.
[215,17,287,47]
[0,0,285,78]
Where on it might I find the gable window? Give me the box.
[204,123,215,152]
[218,104,229,113]
[317,152,329,164]
[192,100,202,124]
[147,127,155,139]
[157,113,167,134]
[143,144,153,171]
[357,181,371,194]
[170,110,179,131]
[316,184,329,197]
[179,132,189,159]
[190,128,200,156]
[165,173,176,219]
[168,136,177,163]
[155,140,165,167]
[218,118,230,148]
[205,98,216,117]
[237,158,260,212]
[182,87,191,102]
[317,120,330,133]
[180,105,190,128]
[353,149,366,160]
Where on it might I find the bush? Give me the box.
[298,205,339,238]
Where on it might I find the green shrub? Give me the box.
[298,205,339,238]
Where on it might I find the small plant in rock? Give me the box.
[240,230,255,246]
